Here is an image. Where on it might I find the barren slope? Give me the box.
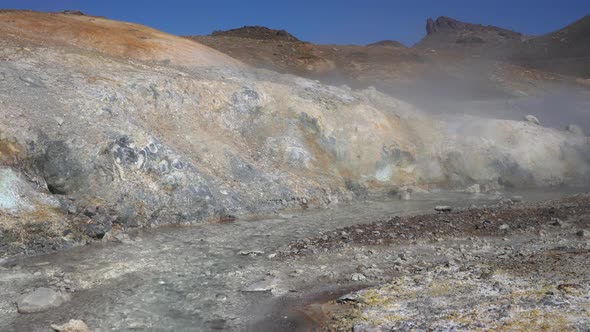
[512,14,590,77]
[190,25,584,101]
[0,10,242,68]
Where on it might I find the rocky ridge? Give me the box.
[211,25,301,42]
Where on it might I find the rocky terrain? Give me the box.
[0,191,587,331]
[0,9,589,331]
[279,194,590,331]
[192,15,590,94]
[189,26,568,93]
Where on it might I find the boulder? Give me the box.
[17,287,70,313]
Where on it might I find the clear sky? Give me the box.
[1,0,589,46]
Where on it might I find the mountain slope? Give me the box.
[512,14,590,77]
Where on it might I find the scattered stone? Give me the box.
[242,279,277,292]
[55,117,65,127]
[551,218,563,227]
[465,184,480,193]
[435,206,452,212]
[351,273,366,281]
[337,292,362,303]
[510,195,523,203]
[67,205,77,214]
[500,198,514,205]
[576,230,588,237]
[289,269,304,277]
[238,250,264,256]
[17,287,70,313]
[113,233,134,244]
[524,115,540,125]
[51,319,89,332]
[499,224,510,230]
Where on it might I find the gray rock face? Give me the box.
[17,287,70,313]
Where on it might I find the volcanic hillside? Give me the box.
[512,14,590,77]
[0,10,241,68]
[0,10,589,259]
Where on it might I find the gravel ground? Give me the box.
[266,194,590,331]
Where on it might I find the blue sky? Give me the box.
[1,0,589,46]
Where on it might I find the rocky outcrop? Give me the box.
[211,25,301,42]
[425,16,523,39]
[419,14,590,78]
[417,16,525,54]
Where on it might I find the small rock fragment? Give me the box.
[576,230,588,237]
[242,279,277,292]
[435,206,452,212]
[55,117,65,127]
[51,319,90,332]
[351,273,366,281]
[551,218,563,227]
[238,250,264,256]
[337,293,362,303]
